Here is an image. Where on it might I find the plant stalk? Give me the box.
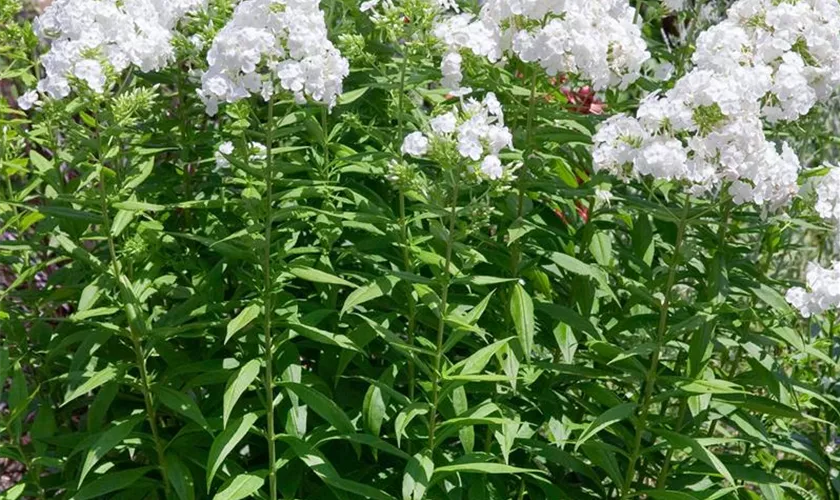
[427,176,460,450]
[510,69,539,278]
[395,52,418,403]
[97,171,170,498]
[263,93,278,500]
[621,194,692,498]
[658,197,731,487]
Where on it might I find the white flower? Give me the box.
[594,186,613,207]
[436,0,650,91]
[401,92,513,182]
[634,137,689,181]
[480,155,503,179]
[816,167,840,224]
[786,262,840,317]
[592,114,647,178]
[215,141,234,172]
[74,60,106,93]
[33,0,206,98]
[17,90,39,110]
[430,112,457,135]
[401,132,429,157]
[199,0,349,115]
[441,51,463,90]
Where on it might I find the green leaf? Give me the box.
[281,382,355,434]
[340,276,399,316]
[223,359,260,428]
[751,283,793,315]
[289,322,363,353]
[212,474,265,500]
[110,210,135,237]
[510,284,534,360]
[225,303,260,344]
[588,231,612,267]
[433,461,541,475]
[546,252,616,302]
[79,416,142,487]
[155,386,209,429]
[395,403,429,448]
[715,393,801,418]
[29,150,53,173]
[63,366,119,407]
[403,451,434,500]
[364,366,397,438]
[575,403,637,451]
[289,266,356,287]
[112,200,165,211]
[72,466,154,500]
[639,492,699,500]
[632,214,655,266]
[166,453,196,500]
[0,484,25,500]
[553,323,577,364]
[206,413,258,489]
[447,338,513,377]
[281,437,395,500]
[338,87,369,105]
[656,429,734,484]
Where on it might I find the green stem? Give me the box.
[510,69,539,277]
[400,191,417,401]
[263,93,278,500]
[97,171,170,498]
[621,195,692,498]
[658,197,731,488]
[427,176,460,450]
[176,74,194,227]
[395,51,418,403]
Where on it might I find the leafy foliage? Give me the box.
[2,1,840,499]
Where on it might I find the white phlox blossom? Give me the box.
[17,91,40,111]
[199,0,349,115]
[33,0,205,98]
[400,92,514,181]
[590,0,840,208]
[786,262,840,317]
[815,167,840,224]
[693,0,840,122]
[362,0,457,17]
[433,0,650,91]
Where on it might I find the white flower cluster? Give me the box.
[693,0,840,123]
[361,0,458,15]
[432,0,650,92]
[590,0,840,207]
[816,167,840,224]
[198,0,349,115]
[786,262,840,317]
[401,92,513,180]
[33,0,205,99]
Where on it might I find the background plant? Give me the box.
[3,0,840,499]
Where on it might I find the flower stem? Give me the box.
[263,93,278,500]
[97,170,170,498]
[658,196,731,488]
[621,194,692,498]
[395,51,418,403]
[427,175,460,450]
[510,68,539,278]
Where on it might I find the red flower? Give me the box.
[561,86,605,115]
